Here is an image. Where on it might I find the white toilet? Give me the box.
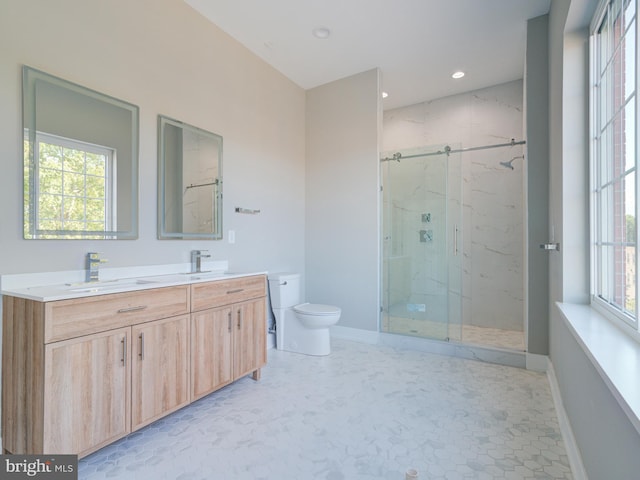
[268,273,341,356]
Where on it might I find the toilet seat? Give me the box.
[294,303,341,316]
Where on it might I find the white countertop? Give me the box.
[1,266,267,302]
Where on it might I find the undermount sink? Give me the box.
[54,271,241,293]
[64,278,159,293]
[182,271,234,281]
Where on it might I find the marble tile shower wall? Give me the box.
[383,80,525,333]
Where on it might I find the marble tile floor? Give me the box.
[79,339,571,480]
[383,316,526,351]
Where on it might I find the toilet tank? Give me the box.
[268,272,301,309]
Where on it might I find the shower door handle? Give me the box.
[453,225,459,256]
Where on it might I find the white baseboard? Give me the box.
[331,325,380,344]
[526,352,549,372]
[547,361,588,480]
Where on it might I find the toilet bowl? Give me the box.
[268,273,341,356]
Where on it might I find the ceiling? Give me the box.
[185,0,551,110]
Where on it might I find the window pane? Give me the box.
[625,172,636,242]
[601,184,614,244]
[625,100,636,171]
[86,175,106,198]
[39,167,62,195]
[38,219,62,231]
[600,65,611,130]
[38,194,62,221]
[625,0,636,28]
[65,221,86,231]
[63,149,85,174]
[63,172,85,197]
[625,244,637,313]
[64,197,86,222]
[624,22,636,100]
[86,221,105,232]
[600,11,611,75]
[86,198,106,221]
[600,128,611,184]
[39,144,62,170]
[85,153,106,176]
[601,244,614,300]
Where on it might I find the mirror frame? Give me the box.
[157,115,223,240]
[22,66,139,240]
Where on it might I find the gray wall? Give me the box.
[0,0,306,277]
[526,14,551,356]
[305,69,382,331]
[551,313,640,478]
[548,0,640,478]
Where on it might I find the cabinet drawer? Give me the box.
[44,286,190,343]
[191,275,266,312]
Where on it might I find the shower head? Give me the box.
[500,155,524,170]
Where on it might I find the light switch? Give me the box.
[228,230,235,244]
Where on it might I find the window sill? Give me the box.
[556,302,640,435]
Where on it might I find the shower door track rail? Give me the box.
[381,138,526,162]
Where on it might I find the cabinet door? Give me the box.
[191,307,233,401]
[43,327,130,455]
[131,315,190,430]
[233,298,267,380]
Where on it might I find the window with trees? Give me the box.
[24,132,115,239]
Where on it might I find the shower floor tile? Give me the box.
[461,324,525,351]
[78,339,570,479]
[383,315,526,351]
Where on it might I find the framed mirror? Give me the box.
[22,66,139,239]
[157,115,223,240]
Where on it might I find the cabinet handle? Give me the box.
[117,305,147,314]
[228,312,232,332]
[237,309,242,330]
[227,288,244,294]
[121,336,127,367]
[139,333,144,360]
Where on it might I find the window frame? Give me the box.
[590,0,639,330]
[26,130,117,239]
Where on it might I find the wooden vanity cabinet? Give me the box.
[2,274,267,458]
[2,285,190,457]
[191,306,233,399]
[131,314,190,431]
[190,275,267,400]
[43,327,131,455]
[233,298,267,381]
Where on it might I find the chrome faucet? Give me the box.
[191,250,211,274]
[86,252,107,282]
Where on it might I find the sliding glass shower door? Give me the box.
[381,145,462,341]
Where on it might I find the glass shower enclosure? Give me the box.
[381,145,462,342]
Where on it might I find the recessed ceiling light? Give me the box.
[312,27,331,39]
[452,71,465,79]
[382,91,389,98]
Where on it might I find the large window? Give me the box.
[592,0,638,327]
[24,132,115,239]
